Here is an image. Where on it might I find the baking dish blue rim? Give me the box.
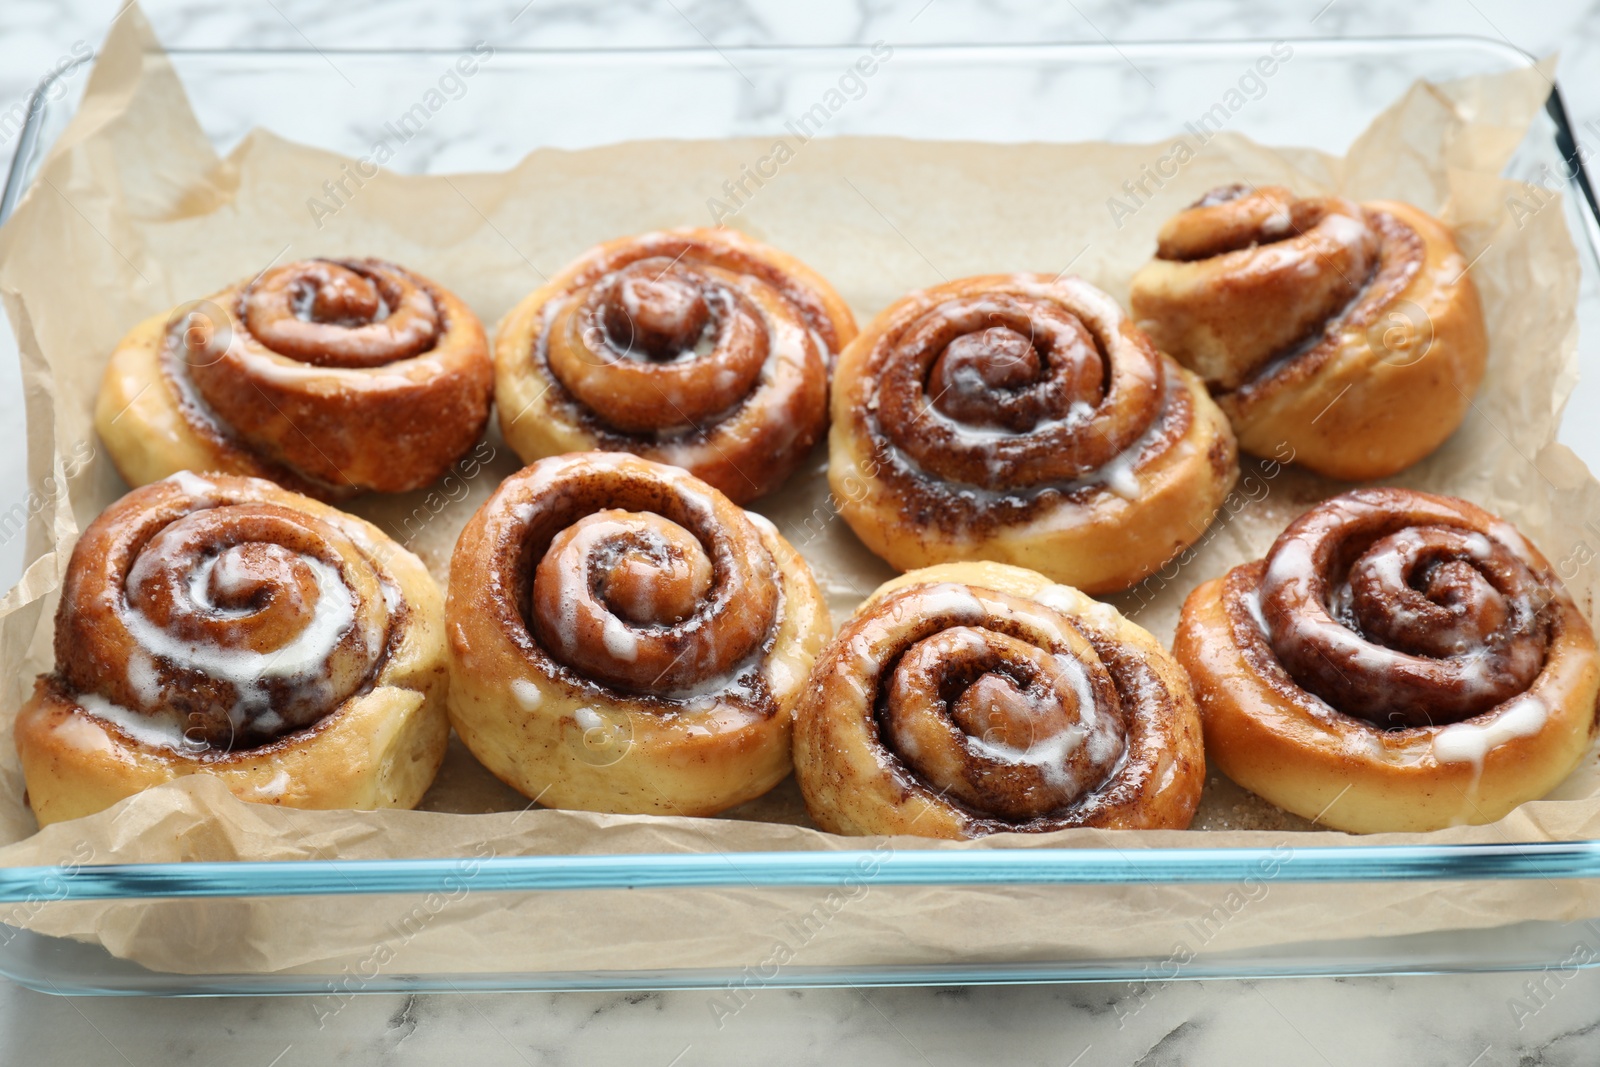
[1,841,1600,903]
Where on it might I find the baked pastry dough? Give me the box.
[794,562,1205,838]
[1130,184,1488,480]
[1174,488,1599,833]
[15,472,450,825]
[96,257,492,499]
[494,228,856,503]
[829,274,1237,594]
[445,452,831,816]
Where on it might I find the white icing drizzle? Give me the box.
[163,470,217,500]
[966,722,1086,788]
[1432,693,1549,767]
[1037,586,1123,635]
[961,634,1116,793]
[948,586,1129,789]
[908,582,987,624]
[253,769,291,798]
[1260,203,1293,237]
[877,279,1175,510]
[1262,531,1314,593]
[1317,210,1372,249]
[601,614,639,663]
[51,713,115,756]
[205,548,262,601]
[121,555,356,700]
[75,692,207,753]
[1487,520,1540,568]
[125,649,161,706]
[510,678,543,711]
[650,299,812,458]
[766,654,794,696]
[1029,373,1189,524]
[1262,533,1402,677]
[1099,451,1143,501]
[619,277,649,323]
[510,453,784,709]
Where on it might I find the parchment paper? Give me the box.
[0,6,1595,977]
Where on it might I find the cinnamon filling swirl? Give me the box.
[852,278,1191,532]
[476,453,782,708]
[498,229,854,504]
[1133,184,1426,396]
[868,589,1131,824]
[1173,487,1597,833]
[149,257,491,497]
[794,565,1205,838]
[1232,488,1551,730]
[52,473,399,749]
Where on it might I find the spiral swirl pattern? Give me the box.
[495,229,857,504]
[874,289,1163,489]
[445,452,831,816]
[240,259,442,367]
[1174,487,1600,833]
[98,257,493,500]
[794,563,1205,838]
[1129,185,1487,480]
[16,471,452,825]
[830,274,1237,595]
[1135,184,1389,391]
[1256,490,1546,729]
[54,473,398,747]
[515,461,779,696]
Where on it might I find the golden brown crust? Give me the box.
[494,228,857,504]
[793,562,1206,838]
[15,472,450,826]
[1131,186,1488,480]
[1173,488,1600,833]
[829,274,1238,595]
[445,452,832,816]
[95,258,493,499]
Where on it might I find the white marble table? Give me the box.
[2,1,1600,1063]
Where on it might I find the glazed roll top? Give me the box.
[16,472,452,824]
[495,228,856,503]
[829,274,1237,594]
[864,584,1132,822]
[56,473,401,747]
[513,462,779,695]
[1255,490,1547,729]
[445,452,831,816]
[1137,185,1388,390]
[188,258,491,495]
[1130,184,1487,479]
[97,257,493,500]
[1174,487,1600,833]
[870,280,1165,490]
[794,562,1205,838]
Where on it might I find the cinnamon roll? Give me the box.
[445,452,831,816]
[15,472,450,826]
[830,275,1237,595]
[494,228,856,504]
[1174,488,1600,833]
[1130,185,1488,480]
[96,258,493,500]
[794,562,1205,838]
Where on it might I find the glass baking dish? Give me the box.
[3,35,1600,996]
